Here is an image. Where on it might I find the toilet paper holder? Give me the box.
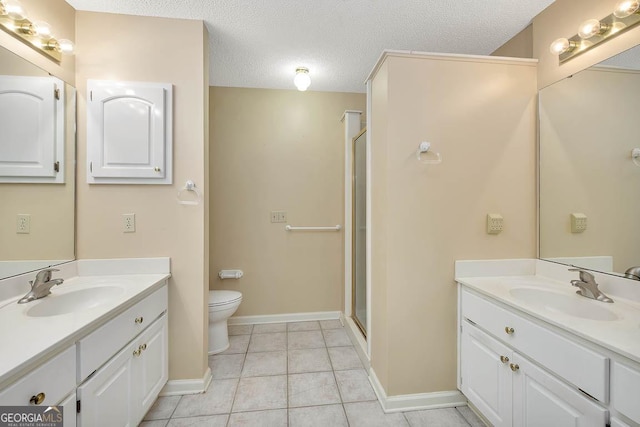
[218,269,243,279]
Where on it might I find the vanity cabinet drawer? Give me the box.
[461,288,608,402]
[611,361,640,424]
[0,345,76,406]
[77,283,168,382]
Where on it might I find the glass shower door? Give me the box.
[352,129,367,336]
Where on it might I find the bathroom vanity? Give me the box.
[0,258,170,427]
[456,260,640,427]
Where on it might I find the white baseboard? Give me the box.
[159,367,212,396]
[369,368,467,413]
[228,311,341,325]
[342,314,370,372]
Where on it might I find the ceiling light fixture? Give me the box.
[0,0,74,62]
[294,67,311,91]
[550,3,640,63]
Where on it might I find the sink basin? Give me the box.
[509,287,619,321]
[26,286,125,317]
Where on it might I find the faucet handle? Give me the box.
[568,268,596,284]
[34,268,60,283]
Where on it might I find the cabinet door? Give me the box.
[134,315,168,423]
[460,322,513,427]
[77,341,136,427]
[511,354,607,427]
[59,392,77,427]
[87,80,172,184]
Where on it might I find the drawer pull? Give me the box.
[500,355,510,364]
[133,348,142,357]
[140,343,147,351]
[504,326,515,335]
[510,363,520,372]
[135,316,144,324]
[29,392,45,405]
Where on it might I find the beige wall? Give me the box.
[539,67,640,273]
[209,87,365,316]
[0,0,75,85]
[370,53,537,396]
[75,12,209,382]
[533,0,640,89]
[492,25,534,59]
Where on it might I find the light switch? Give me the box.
[487,213,503,234]
[571,213,587,233]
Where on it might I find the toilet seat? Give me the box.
[209,290,242,307]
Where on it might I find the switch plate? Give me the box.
[16,214,30,234]
[571,213,587,233]
[270,211,287,223]
[487,213,504,234]
[123,213,136,233]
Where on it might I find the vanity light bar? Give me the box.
[551,1,640,63]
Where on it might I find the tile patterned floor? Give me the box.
[140,320,485,427]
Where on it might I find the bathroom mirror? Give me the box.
[539,44,640,278]
[0,45,75,280]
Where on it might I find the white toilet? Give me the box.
[208,290,243,355]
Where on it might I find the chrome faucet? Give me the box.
[569,268,613,303]
[17,268,64,304]
[624,266,640,281]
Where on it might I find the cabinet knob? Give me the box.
[140,343,147,351]
[510,363,520,372]
[29,392,45,405]
[500,355,510,364]
[504,326,515,335]
[133,348,142,357]
[135,316,144,324]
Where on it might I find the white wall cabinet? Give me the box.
[0,75,65,183]
[87,80,172,184]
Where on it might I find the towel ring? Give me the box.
[416,142,442,164]
[177,180,201,205]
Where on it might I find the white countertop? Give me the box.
[0,272,169,388]
[457,274,640,364]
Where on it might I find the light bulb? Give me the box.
[614,0,640,18]
[294,67,311,91]
[33,20,52,38]
[57,39,74,54]
[578,19,609,39]
[2,0,27,20]
[549,38,575,55]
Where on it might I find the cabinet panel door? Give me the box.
[461,322,513,427]
[0,76,61,180]
[512,354,607,427]
[59,392,76,427]
[611,361,640,424]
[77,341,136,427]
[135,315,168,423]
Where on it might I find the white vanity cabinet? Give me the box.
[459,287,608,427]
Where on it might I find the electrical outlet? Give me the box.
[123,213,136,233]
[487,213,504,234]
[570,213,587,233]
[270,211,287,223]
[16,214,30,234]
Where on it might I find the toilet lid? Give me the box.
[209,290,242,306]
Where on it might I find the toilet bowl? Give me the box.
[208,290,243,355]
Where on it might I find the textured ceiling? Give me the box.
[65,0,555,93]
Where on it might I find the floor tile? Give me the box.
[344,401,410,427]
[248,332,287,352]
[209,353,245,379]
[252,323,287,334]
[335,369,377,403]
[140,421,169,427]
[289,404,348,427]
[288,348,332,373]
[172,379,237,417]
[143,395,181,420]
[405,408,470,426]
[328,346,363,370]
[166,415,228,427]
[456,405,486,427]
[288,371,341,407]
[287,321,321,331]
[288,330,325,350]
[323,328,352,347]
[241,350,287,377]
[320,319,343,330]
[228,324,253,336]
[232,375,287,412]
[228,409,287,427]
[220,334,250,355]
